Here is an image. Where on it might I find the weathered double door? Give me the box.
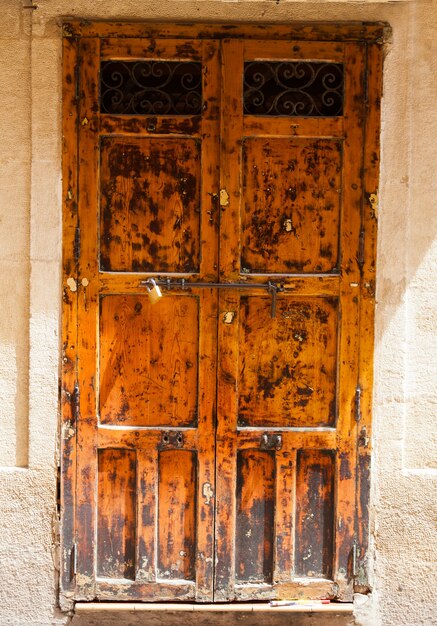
[62,25,381,604]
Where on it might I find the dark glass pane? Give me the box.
[244,61,344,117]
[100,61,202,115]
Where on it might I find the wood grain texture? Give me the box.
[63,21,388,42]
[61,35,79,600]
[238,296,338,427]
[97,449,137,579]
[332,43,366,600]
[158,450,197,581]
[99,294,199,426]
[356,42,383,593]
[241,138,342,274]
[100,137,201,273]
[100,38,203,60]
[236,450,275,583]
[295,450,335,579]
[75,36,100,601]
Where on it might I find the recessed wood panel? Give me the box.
[100,136,201,273]
[99,294,199,426]
[158,450,197,581]
[238,296,338,427]
[241,138,342,274]
[236,450,275,583]
[97,448,136,579]
[295,449,335,578]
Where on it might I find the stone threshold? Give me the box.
[72,602,355,625]
[75,602,353,614]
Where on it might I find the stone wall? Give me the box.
[0,1,435,625]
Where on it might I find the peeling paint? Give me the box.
[222,310,236,324]
[220,187,230,208]
[66,277,77,292]
[369,191,378,220]
[202,482,214,506]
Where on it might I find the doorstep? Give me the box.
[72,602,355,626]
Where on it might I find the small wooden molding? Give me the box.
[62,20,390,43]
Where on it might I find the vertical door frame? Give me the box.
[61,21,385,608]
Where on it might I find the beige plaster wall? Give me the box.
[0,1,435,625]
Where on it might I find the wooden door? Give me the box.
[215,39,368,602]
[62,24,382,605]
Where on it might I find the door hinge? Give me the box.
[71,381,80,423]
[357,229,365,269]
[75,61,80,100]
[363,67,369,105]
[74,225,81,262]
[56,465,61,516]
[352,541,358,577]
[70,541,77,580]
[355,385,362,422]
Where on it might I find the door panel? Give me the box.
[241,137,342,274]
[62,27,381,605]
[99,294,200,427]
[237,296,338,428]
[100,136,202,274]
[97,448,137,579]
[235,450,275,584]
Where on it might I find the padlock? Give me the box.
[145,278,163,304]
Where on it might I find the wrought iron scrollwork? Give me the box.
[100,61,202,115]
[244,61,344,117]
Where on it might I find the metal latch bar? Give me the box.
[140,279,285,318]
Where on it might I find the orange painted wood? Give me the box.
[243,40,345,61]
[63,21,388,43]
[62,26,382,605]
[97,273,341,296]
[332,43,366,600]
[75,36,101,601]
[100,137,201,273]
[99,294,199,427]
[242,116,344,138]
[219,39,244,282]
[69,35,220,603]
[295,450,335,578]
[60,35,79,599]
[100,114,202,136]
[273,449,295,584]
[236,450,275,584]
[241,138,342,274]
[356,42,383,592]
[158,450,197,581]
[214,37,372,602]
[100,38,204,60]
[237,296,338,428]
[97,449,137,579]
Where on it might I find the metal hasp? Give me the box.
[140,278,285,318]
